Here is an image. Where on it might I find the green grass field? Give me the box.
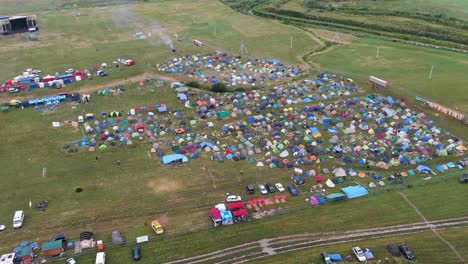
[312,37,468,114]
[0,1,467,263]
[252,227,468,264]
[0,0,316,82]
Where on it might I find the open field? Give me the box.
[312,37,468,114]
[0,0,316,81]
[250,227,468,264]
[0,1,467,264]
[224,0,468,50]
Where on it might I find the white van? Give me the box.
[95,252,106,264]
[13,210,24,228]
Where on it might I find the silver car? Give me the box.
[258,184,267,195]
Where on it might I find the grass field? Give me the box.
[312,37,468,114]
[251,227,468,264]
[0,0,316,82]
[0,1,467,263]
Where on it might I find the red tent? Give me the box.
[210,208,221,219]
[314,175,324,182]
[228,202,244,210]
[232,209,248,217]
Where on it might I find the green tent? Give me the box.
[99,145,107,151]
[1,106,10,112]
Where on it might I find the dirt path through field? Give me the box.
[1,72,177,101]
[164,216,468,264]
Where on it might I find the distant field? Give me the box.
[312,37,468,114]
[0,0,316,81]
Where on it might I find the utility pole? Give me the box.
[332,32,341,44]
[239,42,249,56]
[429,65,434,80]
[290,35,293,49]
[376,47,380,59]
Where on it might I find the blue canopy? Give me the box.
[341,185,369,199]
[417,165,431,173]
[162,154,188,164]
[329,253,342,261]
[200,142,215,148]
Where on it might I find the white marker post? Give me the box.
[290,35,293,49]
[376,47,380,59]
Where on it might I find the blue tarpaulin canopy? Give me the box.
[341,185,369,199]
[162,154,188,164]
[329,253,343,261]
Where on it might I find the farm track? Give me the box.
[163,216,468,264]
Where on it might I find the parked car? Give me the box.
[265,183,275,193]
[275,183,285,192]
[258,184,267,195]
[293,175,305,185]
[352,247,366,262]
[0,225,5,231]
[132,246,141,260]
[246,184,255,194]
[8,87,19,93]
[460,174,468,183]
[151,220,164,235]
[226,195,242,202]
[400,244,415,260]
[287,184,298,196]
[320,252,333,264]
[66,258,77,264]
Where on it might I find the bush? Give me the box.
[211,83,227,93]
[185,81,201,88]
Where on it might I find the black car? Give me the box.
[265,183,275,193]
[460,174,468,183]
[246,184,255,194]
[132,246,141,260]
[400,244,415,260]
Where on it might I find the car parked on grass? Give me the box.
[265,183,275,193]
[400,244,415,260]
[460,174,468,183]
[226,195,242,202]
[275,183,285,192]
[132,246,141,260]
[320,252,333,264]
[258,184,267,195]
[352,247,366,262]
[246,184,254,194]
[8,87,19,93]
[287,184,298,196]
[151,220,164,235]
[0,225,5,231]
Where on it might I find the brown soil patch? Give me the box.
[147,177,183,193]
[157,213,170,227]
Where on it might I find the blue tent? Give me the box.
[329,253,343,261]
[200,142,215,148]
[162,154,188,164]
[416,165,431,173]
[341,185,369,199]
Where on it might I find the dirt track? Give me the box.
[1,72,177,101]
[164,216,468,264]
